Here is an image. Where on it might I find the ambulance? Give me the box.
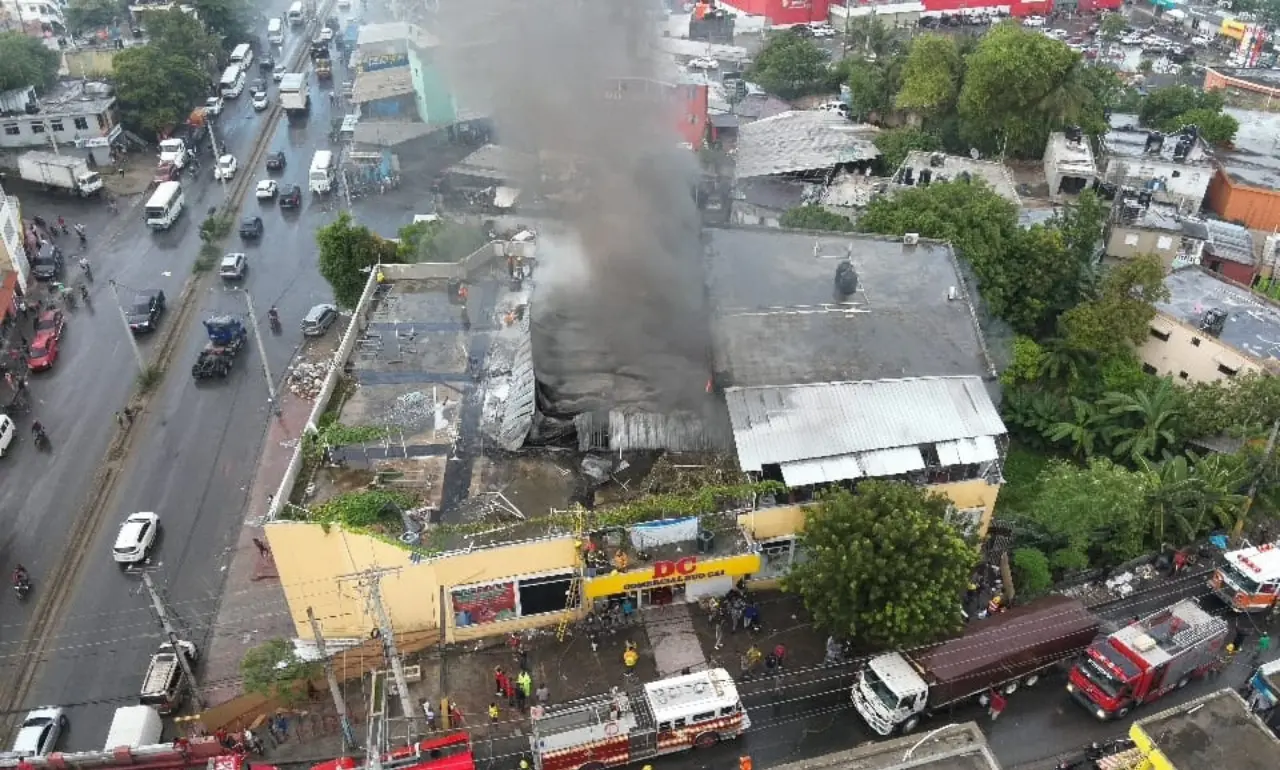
[1210,540,1280,613]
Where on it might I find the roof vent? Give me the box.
[903,233,920,246]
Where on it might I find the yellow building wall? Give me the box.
[738,504,808,540]
[931,478,1001,538]
[1139,314,1260,385]
[64,48,120,79]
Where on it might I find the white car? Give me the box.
[214,154,238,181]
[112,511,159,564]
[818,101,851,118]
[320,27,334,42]
[256,179,278,199]
[10,707,68,757]
[1023,16,1045,28]
[1045,28,1068,40]
[687,56,719,70]
[252,90,269,111]
[809,23,837,38]
[204,96,224,116]
[1191,35,1211,46]
[0,414,15,457]
[273,64,286,82]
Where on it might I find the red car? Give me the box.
[34,309,64,340]
[28,330,60,371]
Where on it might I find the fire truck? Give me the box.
[530,668,748,770]
[0,736,255,770]
[1210,540,1280,613]
[311,733,473,770]
[1067,599,1229,721]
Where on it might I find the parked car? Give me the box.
[10,707,68,757]
[239,215,264,239]
[1023,16,1045,28]
[27,331,60,372]
[31,243,63,282]
[219,253,248,280]
[279,184,302,208]
[0,414,14,456]
[301,303,339,336]
[127,289,166,333]
[34,309,64,340]
[113,511,159,565]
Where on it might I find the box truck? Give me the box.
[104,705,163,750]
[17,152,104,197]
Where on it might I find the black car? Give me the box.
[266,151,287,171]
[127,289,166,333]
[279,184,302,209]
[30,243,63,281]
[259,55,274,71]
[239,215,264,239]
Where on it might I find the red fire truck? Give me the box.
[530,668,748,770]
[1066,599,1229,720]
[311,732,473,770]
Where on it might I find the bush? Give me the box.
[1012,547,1053,596]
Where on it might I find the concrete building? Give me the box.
[1100,113,1213,213]
[608,75,711,149]
[0,183,27,311]
[1043,130,1097,201]
[830,1,924,31]
[0,82,120,163]
[1105,202,1207,271]
[1118,688,1280,770]
[1204,107,1280,231]
[1140,268,1280,384]
[0,0,65,37]
[1201,218,1257,285]
[350,22,455,147]
[767,721,1001,769]
[898,151,1020,205]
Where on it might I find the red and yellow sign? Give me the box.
[583,553,761,599]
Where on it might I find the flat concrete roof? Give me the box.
[899,152,1020,205]
[705,227,995,389]
[1157,268,1280,366]
[1135,689,1280,770]
[1218,107,1280,190]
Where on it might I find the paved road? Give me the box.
[7,5,349,750]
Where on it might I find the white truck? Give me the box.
[279,72,311,117]
[104,705,163,750]
[17,152,104,197]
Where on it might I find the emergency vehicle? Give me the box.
[311,732,473,770]
[530,668,748,770]
[1067,599,1228,720]
[1210,540,1280,613]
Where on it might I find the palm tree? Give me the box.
[1139,453,1248,545]
[1047,397,1102,459]
[1037,338,1092,388]
[1035,57,1095,129]
[1100,378,1183,465]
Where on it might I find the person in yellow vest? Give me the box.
[488,703,500,723]
[623,641,639,673]
[612,550,629,572]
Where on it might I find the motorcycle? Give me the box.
[79,259,93,282]
[267,310,281,334]
[33,429,50,451]
[13,577,30,600]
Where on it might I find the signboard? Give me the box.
[583,552,761,599]
[452,581,517,625]
[359,53,409,73]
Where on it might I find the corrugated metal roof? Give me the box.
[573,411,731,453]
[734,111,879,180]
[1204,219,1255,266]
[726,376,1005,476]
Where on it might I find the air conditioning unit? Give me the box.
[904,233,920,245]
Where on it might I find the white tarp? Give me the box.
[629,517,699,550]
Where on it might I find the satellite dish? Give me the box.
[969,147,981,160]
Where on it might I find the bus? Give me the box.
[220,64,245,98]
[145,181,184,230]
[229,43,254,69]
[309,150,335,194]
[287,1,304,25]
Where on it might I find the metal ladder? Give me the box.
[556,506,588,642]
[627,684,658,759]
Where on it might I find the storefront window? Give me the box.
[453,572,577,627]
[518,574,574,616]
[755,537,796,580]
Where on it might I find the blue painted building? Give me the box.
[350,22,459,145]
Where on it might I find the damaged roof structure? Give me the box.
[734,111,879,180]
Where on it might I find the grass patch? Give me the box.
[193,243,220,273]
[136,364,163,393]
[997,441,1054,517]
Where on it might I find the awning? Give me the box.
[781,456,863,486]
[859,446,926,477]
[935,435,1000,465]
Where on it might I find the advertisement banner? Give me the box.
[452,581,517,625]
[359,53,409,73]
[583,552,762,599]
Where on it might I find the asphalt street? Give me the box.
[0,1,380,750]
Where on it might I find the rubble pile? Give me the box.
[287,361,331,398]
[385,390,437,431]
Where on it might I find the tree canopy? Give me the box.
[784,483,973,648]
[1138,85,1237,143]
[112,46,209,135]
[747,31,834,100]
[779,205,855,232]
[241,638,319,705]
[1099,12,1127,41]
[895,34,961,117]
[190,0,255,54]
[873,127,941,172]
[396,217,489,263]
[0,32,59,93]
[317,213,401,307]
[66,0,122,34]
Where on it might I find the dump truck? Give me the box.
[1067,598,1228,721]
[851,595,1101,735]
[279,72,311,117]
[104,705,163,750]
[140,640,198,715]
[192,316,247,379]
[313,40,332,80]
[17,152,103,197]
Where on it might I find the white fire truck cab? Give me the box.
[1210,540,1280,613]
[530,668,748,770]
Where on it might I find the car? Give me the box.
[1045,28,1068,40]
[301,303,339,336]
[34,308,64,340]
[818,101,851,118]
[251,77,268,93]
[256,179,278,199]
[113,511,159,564]
[204,96,224,116]
[10,707,68,757]
[687,56,718,70]
[219,253,248,280]
[252,90,269,111]
[30,243,62,282]
[809,23,837,38]
[127,289,166,333]
[319,26,334,42]
[1023,16,1045,28]
[240,215,264,239]
[259,54,274,71]
[789,24,813,37]
[1192,35,1211,46]
[214,154,238,181]
[27,331,59,372]
[273,64,287,82]
[279,183,302,209]
[266,150,287,171]
[0,414,15,457]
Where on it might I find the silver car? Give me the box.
[11,707,68,756]
[301,304,339,336]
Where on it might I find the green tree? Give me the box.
[895,34,962,117]
[1099,12,1127,42]
[1054,190,1106,278]
[66,0,122,33]
[1000,336,1046,388]
[1162,107,1239,143]
[846,60,892,121]
[1061,254,1168,359]
[142,7,219,65]
[1099,378,1184,465]
[190,0,254,53]
[1047,397,1103,459]
[779,205,855,232]
[1139,453,1247,545]
[1021,458,1151,567]
[873,127,940,172]
[1011,547,1053,595]
[112,46,209,135]
[0,32,60,92]
[241,638,319,705]
[844,15,897,60]
[1139,85,1225,129]
[396,217,489,262]
[783,483,973,648]
[317,212,401,307]
[747,31,833,100]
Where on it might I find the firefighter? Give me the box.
[623,641,639,674]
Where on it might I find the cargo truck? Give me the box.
[279,72,311,117]
[851,595,1101,735]
[1067,598,1228,720]
[104,705,163,750]
[17,152,104,197]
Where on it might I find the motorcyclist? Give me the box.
[75,223,86,243]
[31,420,44,439]
[12,564,27,587]
[79,284,89,302]
[56,215,67,234]
[78,257,92,281]
[267,305,280,325]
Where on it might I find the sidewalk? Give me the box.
[201,390,313,708]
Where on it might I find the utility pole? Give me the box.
[1234,418,1280,541]
[140,572,204,710]
[108,279,147,375]
[240,289,280,415]
[208,123,228,196]
[308,607,356,749]
[362,571,416,733]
